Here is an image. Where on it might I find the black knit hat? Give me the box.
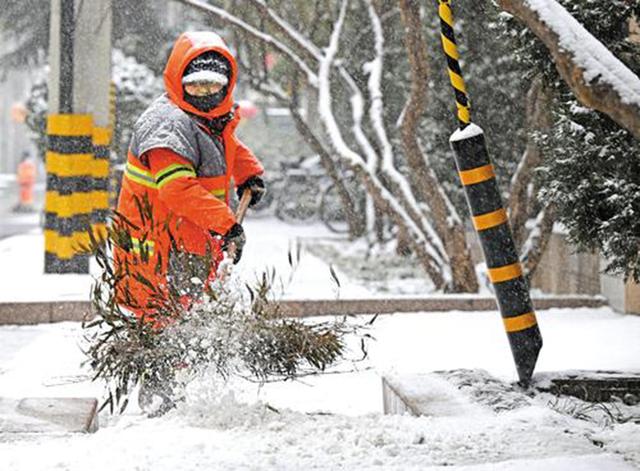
[182,51,231,84]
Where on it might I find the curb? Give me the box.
[0,295,607,325]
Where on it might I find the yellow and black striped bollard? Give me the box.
[438,0,542,385]
[45,114,96,273]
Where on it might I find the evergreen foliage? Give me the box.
[502,0,640,280]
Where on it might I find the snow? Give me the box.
[182,70,228,86]
[1,215,640,468]
[0,219,374,303]
[450,123,485,143]
[526,0,640,108]
[1,306,640,469]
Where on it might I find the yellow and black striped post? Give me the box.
[44,115,95,273]
[437,0,542,386]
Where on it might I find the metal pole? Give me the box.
[437,0,542,386]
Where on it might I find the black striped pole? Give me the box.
[45,0,112,272]
[45,115,94,273]
[437,0,542,386]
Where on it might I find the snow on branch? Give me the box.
[497,0,640,140]
[173,0,318,87]
[317,0,448,278]
[364,1,449,265]
[247,0,323,63]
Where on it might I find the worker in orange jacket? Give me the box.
[15,151,36,212]
[114,32,265,319]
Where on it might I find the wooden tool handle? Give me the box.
[235,190,252,224]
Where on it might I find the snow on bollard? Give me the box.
[438,0,542,386]
[449,125,542,386]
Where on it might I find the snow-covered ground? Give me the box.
[0,218,373,302]
[1,218,639,470]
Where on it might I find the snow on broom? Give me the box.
[80,193,373,417]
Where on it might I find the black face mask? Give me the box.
[184,86,229,113]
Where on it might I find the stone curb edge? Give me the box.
[0,296,608,325]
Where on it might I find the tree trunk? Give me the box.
[508,76,551,250]
[397,0,478,293]
[289,103,366,238]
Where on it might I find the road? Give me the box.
[0,179,44,240]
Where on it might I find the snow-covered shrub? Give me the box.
[81,201,370,415]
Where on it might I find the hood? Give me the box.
[164,31,238,119]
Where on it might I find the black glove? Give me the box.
[237,175,266,207]
[214,223,246,264]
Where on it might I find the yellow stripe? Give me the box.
[448,69,467,94]
[92,127,112,146]
[126,161,153,178]
[439,2,454,27]
[45,191,110,217]
[131,238,155,255]
[47,114,93,136]
[441,34,459,60]
[44,230,92,259]
[125,172,157,189]
[156,170,196,188]
[488,263,523,284]
[459,164,495,186]
[503,312,538,333]
[211,188,226,197]
[91,223,108,240]
[472,208,508,231]
[46,152,109,178]
[154,163,195,180]
[124,162,156,189]
[456,102,471,124]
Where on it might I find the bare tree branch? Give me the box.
[173,0,319,86]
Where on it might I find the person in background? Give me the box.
[14,151,36,212]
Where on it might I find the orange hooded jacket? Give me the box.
[115,32,264,316]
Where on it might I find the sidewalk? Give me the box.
[0,217,372,304]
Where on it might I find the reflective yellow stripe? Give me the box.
[441,34,459,60]
[45,191,110,217]
[92,126,112,146]
[472,208,507,231]
[156,170,197,188]
[439,2,454,27]
[154,163,195,181]
[448,69,467,94]
[459,164,495,186]
[126,162,153,178]
[125,162,156,189]
[503,312,538,333]
[131,237,155,255]
[456,103,471,125]
[488,263,523,283]
[44,229,91,259]
[47,114,93,136]
[46,152,109,178]
[211,188,226,198]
